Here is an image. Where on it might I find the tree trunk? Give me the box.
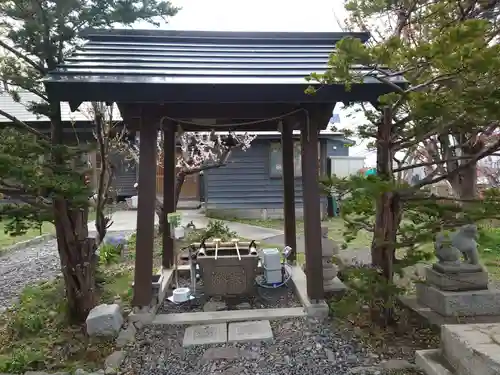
[175,171,186,209]
[51,103,97,323]
[156,171,185,234]
[53,199,97,323]
[457,162,477,200]
[155,198,164,234]
[370,106,398,326]
[371,192,400,325]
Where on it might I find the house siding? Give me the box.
[326,139,349,158]
[111,153,137,198]
[204,137,348,219]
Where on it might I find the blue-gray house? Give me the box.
[203,130,352,219]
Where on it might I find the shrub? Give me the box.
[185,220,237,243]
[98,243,122,265]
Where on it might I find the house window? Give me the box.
[269,141,302,177]
[269,141,321,178]
[95,151,102,169]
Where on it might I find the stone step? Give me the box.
[415,349,455,375]
[441,323,500,375]
[182,320,274,347]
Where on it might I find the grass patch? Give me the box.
[0,210,97,252]
[477,227,500,280]
[0,228,140,374]
[0,222,55,250]
[0,278,118,373]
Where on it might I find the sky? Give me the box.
[135,0,375,166]
[146,0,348,32]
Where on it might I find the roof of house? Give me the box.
[0,90,122,123]
[201,130,348,143]
[44,29,406,104]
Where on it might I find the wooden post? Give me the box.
[281,121,297,262]
[132,121,157,307]
[300,117,324,302]
[162,124,176,268]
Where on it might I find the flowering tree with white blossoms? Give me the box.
[127,129,256,232]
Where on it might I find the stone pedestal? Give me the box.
[416,283,500,316]
[417,265,500,317]
[425,267,488,291]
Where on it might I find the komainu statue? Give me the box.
[433,224,482,273]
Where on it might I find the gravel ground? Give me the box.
[0,229,135,311]
[157,275,302,314]
[120,317,404,375]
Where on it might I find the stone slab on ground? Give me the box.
[227,320,273,343]
[183,323,227,347]
[442,323,500,375]
[201,347,260,363]
[416,283,500,316]
[86,303,123,337]
[415,349,454,375]
[425,266,489,291]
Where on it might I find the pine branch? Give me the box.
[0,108,50,140]
[0,40,45,74]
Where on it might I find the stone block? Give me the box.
[425,267,488,291]
[415,349,454,375]
[306,301,329,319]
[104,351,126,371]
[86,304,123,337]
[115,324,136,348]
[228,320,273,343]
[183,323,227,347]
[433,262,483,274]
[442,324,500,375]
[416,283,500,316]
[324,276,347,294]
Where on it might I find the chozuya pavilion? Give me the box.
[43,29,403,312]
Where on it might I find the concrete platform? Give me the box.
[228,320,273,343]
[183,323,227,347]
[415,349,455,375]
[416,283,500,316]
[152,307,306,325]
[399,295,500,326]
[441,323,500,375]
[291,265,344,319]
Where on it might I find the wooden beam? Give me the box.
[162,123,176,268]
[281,120,297,263]
[300,112,324,302]
[122,117,295,132]
[119,103,306,120]
[132,119,157,307]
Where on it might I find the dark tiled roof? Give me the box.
[48,29,373,84]
[44,29,404,103]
